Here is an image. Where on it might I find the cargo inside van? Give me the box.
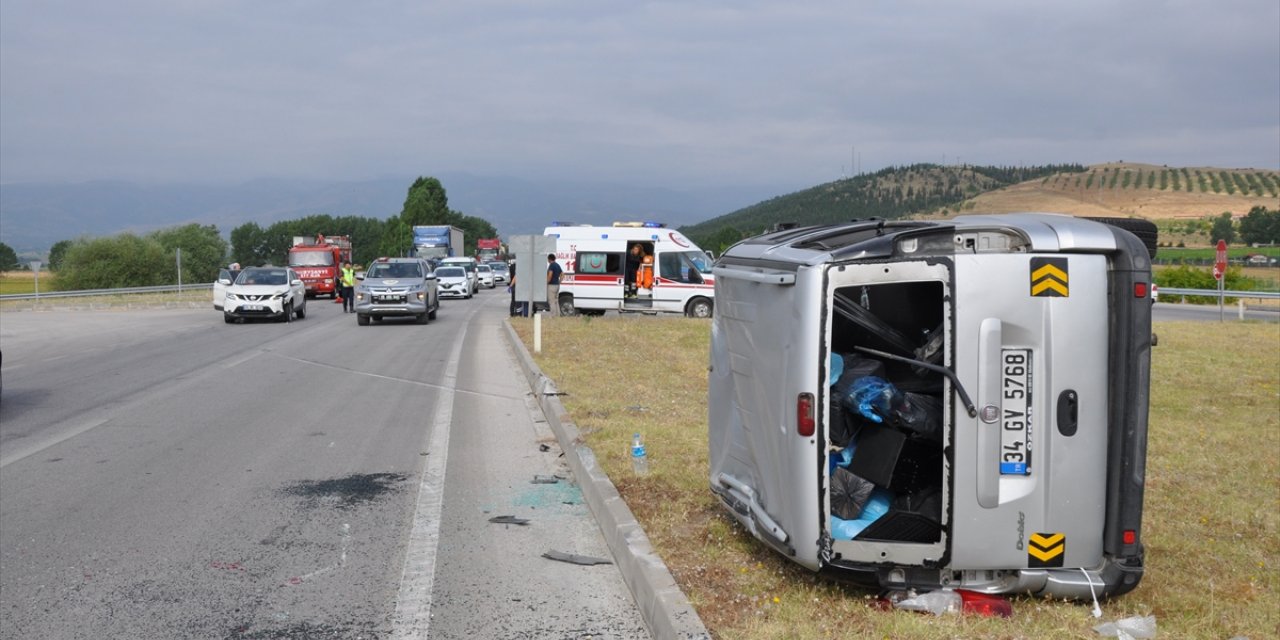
[824,264,953,570]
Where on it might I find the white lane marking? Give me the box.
[0,418,110,470]
[391,312,469,638]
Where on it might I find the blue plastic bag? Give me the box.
[845,376,902,423]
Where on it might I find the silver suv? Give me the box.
[354,258,439,325]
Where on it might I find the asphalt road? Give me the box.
[0,292,647,639]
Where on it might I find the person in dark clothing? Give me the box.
[624,243,643,298]
[546,254,563,317]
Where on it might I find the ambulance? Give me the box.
[543,222,717,317]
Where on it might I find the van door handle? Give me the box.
[1057,390,1079,437]
[976,318,1002,509]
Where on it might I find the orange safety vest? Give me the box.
[636,255,655,289]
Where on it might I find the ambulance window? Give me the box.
[576,252,621,275]
[660,252,704,283]
[686,251,713,274]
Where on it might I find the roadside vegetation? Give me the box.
[511,317,1278,640]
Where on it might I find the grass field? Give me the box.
[0,271,211,310]
[0,270,51,295]
[512,317,1279,640]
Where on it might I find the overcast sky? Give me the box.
[2,0,1277,189]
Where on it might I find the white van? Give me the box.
[543,222,716,317]
[709,213,1155,600]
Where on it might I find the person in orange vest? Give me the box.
[636,251,655,291]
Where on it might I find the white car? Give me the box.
[223,267,307,323]
[476,264,496,289]
[439,257,480,293]
[435,266,472,299]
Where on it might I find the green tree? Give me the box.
[1238,206,1280,246]
[230,222,273,267]
[400,177,451,227]
[378,217,412,258]
[1209,212,1236,245]
[451,212,499,256]
[47,239,73,272]
[56,234,170,290]
[0,242,18,272]
[148,223,229,283]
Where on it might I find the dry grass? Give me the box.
[952,163,1279,221]
[512,316,1279,640]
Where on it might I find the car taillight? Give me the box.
[797,393,815,437]
[957,590,1013,618]
[1134,282,1148,298]
[1123,529,1137,545]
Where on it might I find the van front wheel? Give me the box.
[686,297,714,318]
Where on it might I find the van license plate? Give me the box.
[1000,348,1032,475]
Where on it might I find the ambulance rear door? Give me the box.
[567,249,625,311]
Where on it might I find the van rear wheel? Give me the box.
[558,296,577,317]
[686,297,714,318]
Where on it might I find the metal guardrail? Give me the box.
[1160,287,1280,300]
[0,282,213,301]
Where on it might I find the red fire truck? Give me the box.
[287,234,353,298]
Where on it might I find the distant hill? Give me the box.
[681,162,1280,253]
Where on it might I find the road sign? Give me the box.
[1214,240,1227,280]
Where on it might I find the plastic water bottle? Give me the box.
[630,433,649,476]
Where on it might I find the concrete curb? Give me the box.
[502,320,711,640]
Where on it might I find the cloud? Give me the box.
[2,0,1277,187]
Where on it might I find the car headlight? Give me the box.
[356,292,365,301]
[272,291,289,299]
[416,292,425,300]
[225,292,238,301]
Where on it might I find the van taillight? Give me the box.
[1134,282,1148,298]
[1123,529,1137,545]
[797,393,815,437]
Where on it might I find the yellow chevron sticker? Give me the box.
[1030,258,1069,297]
[1028,532,1066,567]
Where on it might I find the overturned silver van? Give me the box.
[708,213,1153,599]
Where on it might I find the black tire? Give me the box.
[296,301,306,319]
[1083,216,1159,260]
[283,302,293,323]
[686,297,714,318]
[357,314,370,326]
[558,296,577,317]
[224,314,234,324]
[428,300,438,320]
